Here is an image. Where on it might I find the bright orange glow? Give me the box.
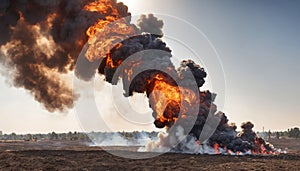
[46,13,57,28]
[150,74,197,124]
[84,0,119,15]
[105,43,123,68]
[83,0,136,62]
[254,138,272,155]
[213,143,220,154]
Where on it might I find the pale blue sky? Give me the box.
[0,0,299,133]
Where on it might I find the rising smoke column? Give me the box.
[83,9,277,154]
[86,29,277,154]
[0,0,277,154]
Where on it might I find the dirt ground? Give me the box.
[0,139,299,171]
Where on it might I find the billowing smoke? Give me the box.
[137,14,164,36]
[0,0,131,111]
[1,0,278,154]
[87,31,277,154]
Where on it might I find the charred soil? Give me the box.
[0,139,299,171]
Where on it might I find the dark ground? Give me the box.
[0,139,299,171]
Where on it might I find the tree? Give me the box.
[288,127,300,138]
[11,132,17,140]
[50,132,58,140]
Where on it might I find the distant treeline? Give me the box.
[0,131,158,142]
[0,127,298,141]
[276,127,299,138]
[0,131,90,141]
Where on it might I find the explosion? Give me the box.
[0,0,279,155]
[0,0,132,111]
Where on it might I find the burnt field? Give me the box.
[0,139,299,170]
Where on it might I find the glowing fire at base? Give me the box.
[214,144,220,154]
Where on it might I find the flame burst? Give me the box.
[82,1,199,131]
[84,0,136,62]
[150,74,197,126]
[84,0,120,38]
[0,0,135,112]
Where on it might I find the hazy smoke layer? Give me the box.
[89,132,157,147]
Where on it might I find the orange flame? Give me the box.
[84,0,119,38]
[213,143,220,154]
[83,0,136,62]
[46,13,57,28]
[83,1,198,129]
[254,138,271,155]
[150,74,197,124]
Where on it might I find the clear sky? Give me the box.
[0,0,299,133]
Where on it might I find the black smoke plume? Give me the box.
[0,0,131,111]
[0,0,276,154]
[97,32,276,153]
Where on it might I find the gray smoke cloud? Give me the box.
[137,14,164,36]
